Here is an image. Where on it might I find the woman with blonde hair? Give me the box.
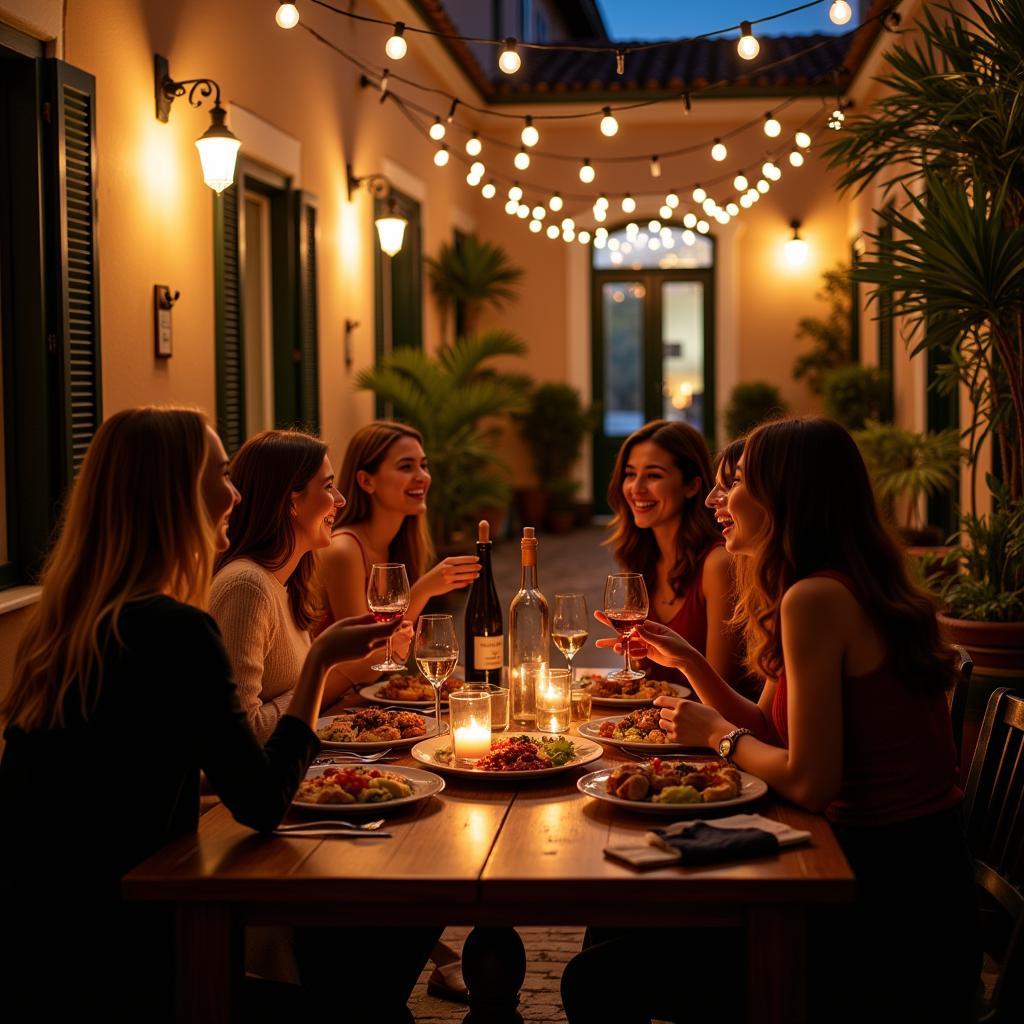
[318,420,480,684]
[0,407,397,1018]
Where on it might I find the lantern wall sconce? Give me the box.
[784,220,810,268]
[154,54,241,194]
[347,164,408,258]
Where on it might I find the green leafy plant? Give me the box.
[425,235,524,336]
[823,365,890,430]
[932,479,1024,623]
[853,421,963,532]
[356,331,531,543]
[723,382,787,440]
[793,262,854,395]
[516,383,596,495]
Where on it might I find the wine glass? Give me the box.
[414,614,459,734]
[367,563,410,672]
[603,573,649,681]
[553,593,589,686]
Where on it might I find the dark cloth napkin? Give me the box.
[651,821,780,866]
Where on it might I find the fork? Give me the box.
[278,818,387,832]
[312,749,392,765]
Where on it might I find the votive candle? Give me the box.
[535,668,570,733]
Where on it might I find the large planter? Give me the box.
[938,614,1024,776]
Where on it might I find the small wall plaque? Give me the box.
[154,284,179,358]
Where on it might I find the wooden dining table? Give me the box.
[123,725,854,1024]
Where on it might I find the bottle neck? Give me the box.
[519,563,539,591]
[476,541,492,571]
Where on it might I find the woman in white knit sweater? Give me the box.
[211,429,348,742]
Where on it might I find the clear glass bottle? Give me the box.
[508,526,549,726]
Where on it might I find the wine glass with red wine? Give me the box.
[367,563,410,672]
[603,573,649,682]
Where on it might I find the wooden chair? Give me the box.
[963,687,1024,1023]
[948,644,973,772]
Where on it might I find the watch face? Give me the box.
[719,738,732,758]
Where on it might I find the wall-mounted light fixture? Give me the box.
[784,220,809,267]
[347,165,408,258]
[154,55,241,194]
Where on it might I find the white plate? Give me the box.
[315,712,448,751]
[410,732,603,780]
[577,766,768,815]
[359,676,464,708]
[578,716,692,752]
[575,671,690,708]
[292,764,445,812]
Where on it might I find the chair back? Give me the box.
[948,644,972,771]
[963,688,1024,1023]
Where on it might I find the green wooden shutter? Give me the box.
[214,183,245,453]
[44,59,101,481]
[294,191,319,432]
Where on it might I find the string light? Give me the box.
[516,205,530,219]
[594,206,608,222]
[498,39,522,74]
[466,170,480,186]
[563,228,576,242]
[532,205,546,219]
[579,158,596,183]
[578,230,591,245]
[385,21,407,60]
[508,183,523,201]
[595,194,609,209]
[692,186,707,203]
[682,229,696,245]
[621,195,636,213]
[600,107,619,137]
[482,181,496,199]
[433,144,449,166]
[546,224,559,239]
[733,173,748,191]
[467,161,484,178]
[829,1,853,26]
[764,113,781,137]
[648,219,661,232]
[429,117,446,141]
[548,192,563,212]
[697,220,710,234]
[737,22,760,60]
[665,192,679,208]
[514,147,531,170]
[740,193,753,208]
[466,132,482,156]
[659,204,672,219]
[649,155,662,178]
[504,199,518,214]
[275,2,299,29]
[561,217,575,231]
[702,197,717,214]
[683,212,697,228]
[757,178,770,193]
[711,140,727,162]
[789,150,805,167]
[446,99,459,123]
[828,108,846,130]
[521,116,539,147]
[615,50,625,75]
[762,160,781,180]
[795,130,812,149]
[726,202,739,217]
[529,219,542,233]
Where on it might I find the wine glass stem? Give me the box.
[623,632,631,676]
[434,684,442,737]
[566,653,575,687]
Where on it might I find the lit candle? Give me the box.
[535,668,570,733]
[454,720,491,761]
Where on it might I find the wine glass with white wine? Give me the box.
[552,593,588,686]
[414,614,459,735]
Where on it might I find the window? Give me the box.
[1,28,102,588]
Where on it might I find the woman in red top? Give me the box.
[604,420,743,688]
[632,417,977,1021]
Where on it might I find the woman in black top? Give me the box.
[0,408,398,1020]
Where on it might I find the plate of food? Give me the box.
[292,763,445,812]
[578,710,691,751]
[410,732,603,779]
[577,758,767,815]
[575,670,690,707]
[315,708,448,751]
[359,673,465,707]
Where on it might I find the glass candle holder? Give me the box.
[535,668,571,734]
[449,690,492,765]
[570,687,592,724]
[455,683,509,732]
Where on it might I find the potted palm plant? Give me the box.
[827,0,1024,751]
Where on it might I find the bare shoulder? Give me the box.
[320,531,364,573]
[781,576,857,624]
[701,545,732,595]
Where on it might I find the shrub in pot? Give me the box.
[723,382,787,441]
[823,365,890,431]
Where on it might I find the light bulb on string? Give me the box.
[692,186,706,203]
[517,205,530,220]
[648,219,662,232]
[711,139,727,162]
[682,229,696,245]
[529,219,542,234]
[466,133,482,157]
[521,116,539,147]
[470,161,485,177]
[546,224,559,239]
[508,183,523,202]
[579,159,596,183]
[789,151,805,167]
[740,193,753,208]
[594,206,607,222]
[763,113,781,138]
[594,234,607,250]
[482,182,496,199]
[596,194,609,210]
[746,188,760,203]
[702,197,716,214]
[532,205,546,220]
[737,22,760,60]
[498,38,522,75]
[762,160,781,181]
[733,174,748,192]
[275,2,299,29]
[548,192,563,212]
[561,217,575,231]
[578,230,591,245]
[683,212,697,228]
[385,22,407,60]
[600,107,619,137]
[563,229,575,243]
[514,147,531,170]
[757,178,770,194]
[621,195,636,214]
[726,202,739,217]
[795,131,812,149]
[659,205,672,219]
[716,209,730,225]
[697,219,710,234]
[828,108,846,130]
[429,118,446,141]
[433,144,449,167]
[504,199,518,215]
[665,192,679,208]
[466,172,481,187]
[649,155,662,178]
[829,1,853,25]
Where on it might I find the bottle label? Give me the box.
[474,635,504,670]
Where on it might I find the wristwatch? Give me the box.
[718,727,753,759]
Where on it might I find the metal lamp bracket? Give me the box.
[346,163,392,201]
[154,54,223,122]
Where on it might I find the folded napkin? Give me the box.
[604,814,811,870]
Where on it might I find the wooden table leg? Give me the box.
[747,906,806,1024]
[176,902,239,1024]
[461,926,527,1024]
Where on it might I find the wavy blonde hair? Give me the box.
[2,407,217,731]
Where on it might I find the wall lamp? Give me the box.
[784,220,809,267]
[347,165,408,258]
[154,55,241,194]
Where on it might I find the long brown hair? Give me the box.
[215,429,327,632]
[605,420,721,598]
[3,407,215,731]
[333,421,433,581]
[733,416,954,693]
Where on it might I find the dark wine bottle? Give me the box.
[464,520,504,685]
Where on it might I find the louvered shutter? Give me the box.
[294,191,319,432]
[44,60,101,481]
[214,183,245,453]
